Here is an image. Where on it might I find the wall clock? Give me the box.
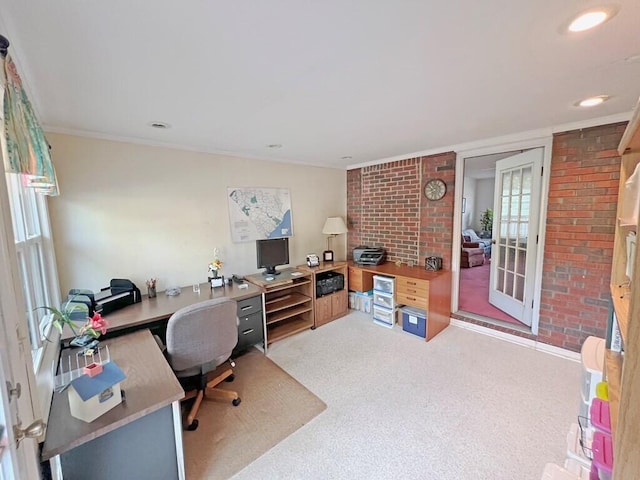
[424,179,446,201]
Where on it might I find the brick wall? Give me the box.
[419,152,456,270]
[537,122,626,351]
[347,153,455,267]
[346,123,625,352]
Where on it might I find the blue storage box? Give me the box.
[401,306,426,338]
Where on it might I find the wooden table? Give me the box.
[42,329,186,479]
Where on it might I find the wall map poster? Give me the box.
[227,187,293,242]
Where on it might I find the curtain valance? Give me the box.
[2,52,59,196]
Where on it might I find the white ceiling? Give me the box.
[1,1,639,170]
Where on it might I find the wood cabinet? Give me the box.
[348,262,451,341]
[315,289,348,327]
[608,100,640,480]
[348,265,373,292]
[298,261,349,328]
[245,269,314,347]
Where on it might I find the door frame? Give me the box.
[452,135,552,335]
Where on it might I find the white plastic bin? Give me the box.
[373,275,394,294]
[580,336,605,406]
[373,305,394,328]
[373,290,394,309]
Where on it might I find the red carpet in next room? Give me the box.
[459,261,523,326]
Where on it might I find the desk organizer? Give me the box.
[54,345,111,393]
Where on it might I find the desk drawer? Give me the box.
[236,311,264,352]
[237,295,262,317]
[397,292,427,310]
[396,277,429,297]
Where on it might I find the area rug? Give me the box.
[182,347,327,479]
[459,261,522,325]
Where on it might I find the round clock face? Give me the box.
[424,179,446,201]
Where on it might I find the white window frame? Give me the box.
[4,171,61,429]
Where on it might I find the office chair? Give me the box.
[165,297,241,431]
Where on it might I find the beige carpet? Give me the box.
[182,347,327,479]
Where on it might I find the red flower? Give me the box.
[89,313,108,335]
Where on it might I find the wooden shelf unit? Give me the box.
[607,99,640,480]
[297,261,349,328]
[245,268,314,347]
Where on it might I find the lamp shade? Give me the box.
[322,217,348,235]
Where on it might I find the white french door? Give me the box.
[489,148,544,326]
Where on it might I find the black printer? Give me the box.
[68,279,141,317]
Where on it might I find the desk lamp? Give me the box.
[322,216,348,262]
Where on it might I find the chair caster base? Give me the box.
[232,397,241,406]
[186,419,199,431]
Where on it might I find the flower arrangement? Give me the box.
[208,248,223,278]
[39,301,109,341]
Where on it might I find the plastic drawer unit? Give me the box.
[373,305,394,328]
[373,275,394,294]
[580,336,605,407]
[373,290,394,309]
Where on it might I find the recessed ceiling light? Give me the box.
[576,95,610,107]
[148,121,171,129]
[565,5,619,33]
[267,144,283,149]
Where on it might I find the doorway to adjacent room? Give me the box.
[454,141,550,335]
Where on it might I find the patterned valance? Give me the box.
[2,53,59,195]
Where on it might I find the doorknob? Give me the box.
[13,419,46,447]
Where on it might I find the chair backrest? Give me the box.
[462,229,480,242]
[166,297,238,373]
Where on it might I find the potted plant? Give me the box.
[38,300,108,344]
[480,208,493,237]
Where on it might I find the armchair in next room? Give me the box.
[462,229,491,257]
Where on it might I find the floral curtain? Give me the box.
[2,53,59,196]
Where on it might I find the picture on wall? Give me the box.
[227,187,293,242]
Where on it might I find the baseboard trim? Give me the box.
[450,318,580,362]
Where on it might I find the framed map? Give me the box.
[227,187,293,242]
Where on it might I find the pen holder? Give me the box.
[147,286,157,298]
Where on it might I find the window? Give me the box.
[5,172,60,366]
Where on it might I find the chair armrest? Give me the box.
[462,242,481,248]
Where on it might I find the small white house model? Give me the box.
[68,361,126,423]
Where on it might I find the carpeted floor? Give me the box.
[459,261,522,325]
[182,347,326,480]
[233,312,581,480]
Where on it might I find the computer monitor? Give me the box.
[256,237,290,276]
